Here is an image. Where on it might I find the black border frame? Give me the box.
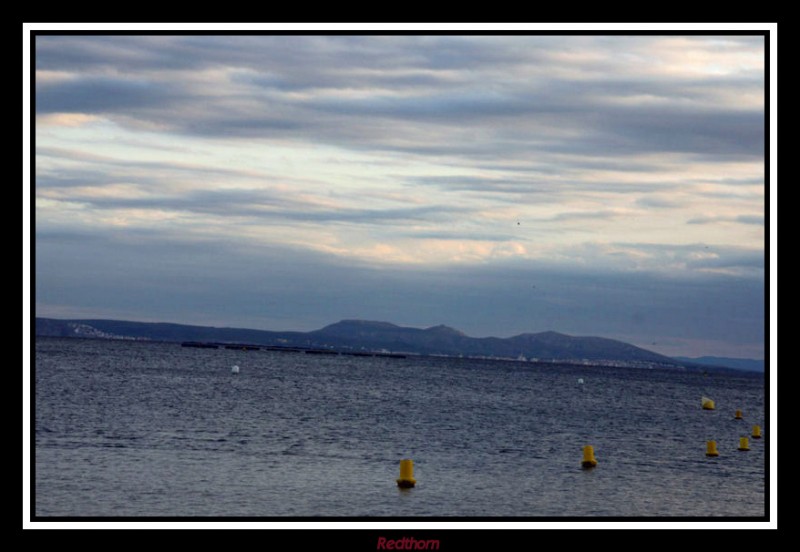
[25,24,773,528]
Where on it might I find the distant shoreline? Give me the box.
[34,322,763,376]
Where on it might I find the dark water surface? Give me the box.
[34,337,765,517]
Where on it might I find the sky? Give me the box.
[32,33,768,359]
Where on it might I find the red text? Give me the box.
[377,536,440,550]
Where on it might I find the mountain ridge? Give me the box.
[35,316,696,368]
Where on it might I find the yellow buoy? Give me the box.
[752,425,762,439]
[396,458,416,488]
[738,437,750,451]
[734,409,743,420]
[702,397,715,410]
[582,445,598,468]
[706,441,719,457]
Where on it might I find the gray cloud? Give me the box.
[589,108,764,157]
[736,214,765,225]
[401,230,519,242]
[35,230,765,358]
[635,196,685,209]
[687,214,765,225]
[405,174,682,201]
[38,183,474,227]
[551,210,623,222]
[38,147,262,176]
[36,76,178,114]
[692,176,764,187]
[405,175,558,195]
[35,36,546,80]
[36,36,764,161]
[36,36,196,72]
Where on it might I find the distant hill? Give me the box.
[674,356,765,373]
[36,317,689,368]
[312,321,677,365]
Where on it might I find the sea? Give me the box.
[33,337,766,518]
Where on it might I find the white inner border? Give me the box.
[23,21,777,530]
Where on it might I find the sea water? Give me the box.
[33,337,766,517]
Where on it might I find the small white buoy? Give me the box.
[577,378,584,384]
[231,365,240,374]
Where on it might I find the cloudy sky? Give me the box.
[32,33,767,359]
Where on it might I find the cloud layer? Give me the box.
[34,34,766,358]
